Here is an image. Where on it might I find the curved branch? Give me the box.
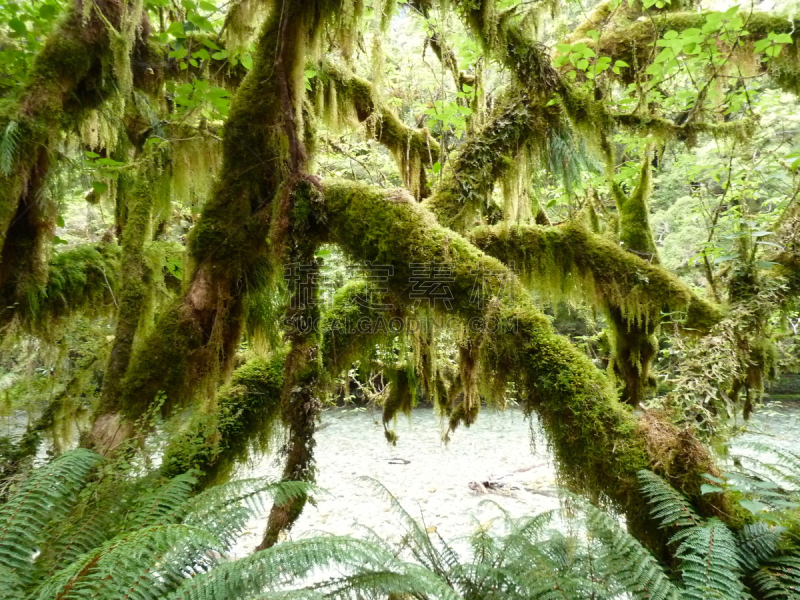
[468,221,722,331]
[321,179,742,545]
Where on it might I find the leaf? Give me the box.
[91,181,108,194]
[432,162,441,174]
[166,21,184,36]
[701,484,724,494]
[8,18,26,34]
[702,473,726,484]
[740,499,768,514]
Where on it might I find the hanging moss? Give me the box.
[322,179,742,538]
[159,354,285,487]
[0,1,154,341]
[321,279,403,375]
[12,243,120,335]
[423,90,564,229]
[312,63,439,198]
[468,222,721,330]
[572,10,800,94]
[100,146,168,412]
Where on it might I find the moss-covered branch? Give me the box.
[313,63,440,198]
[159,354,284,487]
[322,180,742,546]
[571,11,800,95]
[468,222,721,330]
[423,90,564,229]
[2,243,120,335]
[0,0,151,315]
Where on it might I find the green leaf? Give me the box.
[166,21,184,36]
[432,162,441,174]
[91,181,108,194]
[240,52,253,70]
[8,18,26,34]
[701,484,724,494]
[56,215,65,228]
[740,499,768,514]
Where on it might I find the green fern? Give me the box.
[0,449,103,587]
[750,554,800,599]
[32,524,223,600]
[0,120,20,176]
[673,517,747,599]
[638,470,702,529]
[737,521,784,571]
[584,501,681,600]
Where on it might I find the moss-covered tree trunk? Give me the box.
[85,1,322,448]
[256,258,323,550]
[0,0,152,330]
[91,157,160,450]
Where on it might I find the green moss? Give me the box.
[423,91,564,230]
[18,243,120,335]
[160,354,285,487]
[321,279,402,374]
[313,63,440,199]
[101,149,167,410]
[468,222,721,329]
[322,180,731,527]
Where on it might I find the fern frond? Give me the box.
[0,563,24,600]
[166,536,397,600]
[126,471,199,528]
[638,470,702,529]
[0,449,103,585]
[358,477,457,577]
[584,502,681,600]
[674,517,746,600]
[179,478,312,551]
[32,524,222,600]
[729,440,800,489]
[318,565,461,600]
[750,554,800,599]
[0,120,20,176]
[738,522,784,571]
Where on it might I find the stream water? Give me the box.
[231,401,800,556]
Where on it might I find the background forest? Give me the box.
[3,0,800,597]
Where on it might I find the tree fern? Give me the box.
[638,470,702,529]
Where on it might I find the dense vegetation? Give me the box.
[2,0,800,595]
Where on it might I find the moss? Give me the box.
[100,148,167,412]
[321,279,403,374]
[14,243,120,335]
[468,221,721,330]
[313,63,439,199]
[159,354,285,487]
[423,91,564,230]
[577,11,800,95]
[322,180,734,533]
